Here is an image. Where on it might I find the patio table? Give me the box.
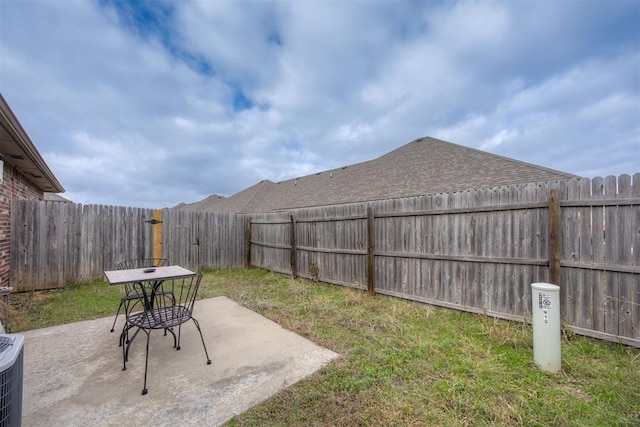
[104,265,196,308]
[104,265,197,347]
[104,265,196,286]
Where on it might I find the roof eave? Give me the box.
[0,93,65,193]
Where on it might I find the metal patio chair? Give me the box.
[120,272,212,395]
[109,258,169,336]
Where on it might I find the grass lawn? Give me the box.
[8,268,640,426]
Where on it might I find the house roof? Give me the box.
[44,193,72,202]
[176,136,578,213]
[0,93,64,193]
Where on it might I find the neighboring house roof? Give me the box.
[44,193,72,202]
[176,136,578,213]
[0,93,64,193]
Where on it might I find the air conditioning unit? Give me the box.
[0,334,23,427]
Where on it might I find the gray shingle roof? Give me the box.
[176,136,578,213]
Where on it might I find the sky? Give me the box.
[1,0,639,209]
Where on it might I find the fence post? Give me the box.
[152,209,163,260]
[367,207,375,296]
[245,217,252,268]
[290,215,297,279]
[548,189,561,286]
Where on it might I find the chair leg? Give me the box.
[121,324,151,395]
[120,322,132,348]
[191,317,212,365]
[120,298,140,346]
[110,299,126,332]
[118,304,137,352]
[176,324,182,350]
[121,324,129,371]
[165,327,177,348]
[141,331,150,395]
[124,326,143,363]
[118,311,130,347]
[121,304,132,347]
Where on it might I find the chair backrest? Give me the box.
[159,273,202,311]
[167,273,203,315]
[141,273,203,327]
[116,258,168,270]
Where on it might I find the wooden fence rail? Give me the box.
[9,174,639,347]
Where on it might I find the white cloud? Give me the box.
[0,0,638,208]
[480,129,520,151]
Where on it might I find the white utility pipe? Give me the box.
[531,282,561,372]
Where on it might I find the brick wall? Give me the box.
[0,162,43,286]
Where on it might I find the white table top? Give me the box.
[104,265,195,285]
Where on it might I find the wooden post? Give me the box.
[245,217,252,268]
[290,215,297,279]
[367,207,375,296]
[548,189,561,286]
[152,209,163,260]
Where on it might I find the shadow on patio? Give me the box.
[21,296,339,426]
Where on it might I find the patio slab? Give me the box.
[21,296,339,426]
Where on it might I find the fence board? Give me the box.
[632,174,640,340]
[610,175,640,337]
[589,177,605,332]
[602,176,618,336]
[570,178,592,331]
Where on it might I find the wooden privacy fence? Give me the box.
[9,174,639,347]
[10,202,156,291]
[248,175,640,347]
[9,202,247,291]
[161,209,246,271]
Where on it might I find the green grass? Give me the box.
[9,268,640,426]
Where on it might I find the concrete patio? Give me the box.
[21,296,339,426]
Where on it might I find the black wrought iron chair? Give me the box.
[121,272,211,395]
[110,258,169,335]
